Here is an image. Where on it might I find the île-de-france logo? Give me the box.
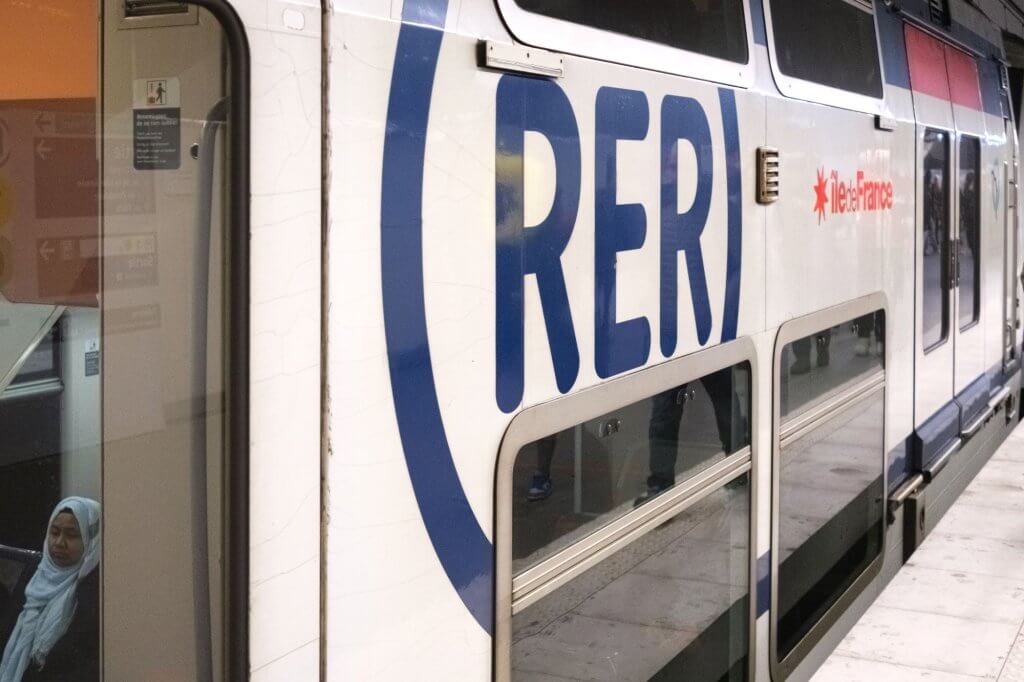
[813,167,894,224]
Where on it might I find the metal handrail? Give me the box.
[190,95,229,682]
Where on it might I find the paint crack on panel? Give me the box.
[998,625,1024,682]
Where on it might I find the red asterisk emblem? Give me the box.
[813,168,828,224]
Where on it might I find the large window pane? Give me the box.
[776,315,886,661]
[768,0,883,97]
[0,2,238,679]
[512,0,748,64]
[959,135,981,329]
[512,364,751,573]
[0,1,102,679]
[923,129,951,351]
[512,475,750,681]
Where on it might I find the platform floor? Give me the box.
[814,424,1024,681]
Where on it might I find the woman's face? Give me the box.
[48,512,84,568]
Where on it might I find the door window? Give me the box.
[958,135,981,330]
[923,128,951,351]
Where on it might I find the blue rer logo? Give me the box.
[494,78,744,413]
[381,0,740,638]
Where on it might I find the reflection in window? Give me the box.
[768,0,883,97]
[923,129,950,351]
[0,497,100,681]
[512,364,751,574]
[776,313,885,662]
[512,0,749,64]
[959,136,981,330]
[781,311,885,421]
[512,475,750,681]
[0,1,104,675]
[7,326,60,387]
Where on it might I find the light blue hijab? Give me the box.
[0,497,100,682]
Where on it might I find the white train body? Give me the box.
[2,0,1024,680]
[322,0,1024,679]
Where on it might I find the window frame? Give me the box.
[493,0,756,89]
[770,292,888,679]
[494,337,759,682]
[762,0,887,114]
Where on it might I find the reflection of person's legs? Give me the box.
[701,369,739,454]
[527,436,557,501]
[856,314,874,356]
[646,388,685,493]
[791,337,811,375]
[817,329,831,367]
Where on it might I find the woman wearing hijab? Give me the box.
[0,497,100,682]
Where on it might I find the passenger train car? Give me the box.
[2,0,1024,679]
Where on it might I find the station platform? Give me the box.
[814,424,1024,681]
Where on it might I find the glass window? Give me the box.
[776,313,886,662]
[781,311,885,422]
[512,364,751,574]
[7,325,60,387]
[0,1,242,679]
[958,135,981,330]
[512,474,751,681]
[923,129,951,351]
[768,0,883,97]
[512,0,749,64]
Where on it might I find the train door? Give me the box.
[946,48,986,399]
[906,25,957,424]
[0,1,246,679]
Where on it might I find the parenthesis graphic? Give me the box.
[380,0,494,635]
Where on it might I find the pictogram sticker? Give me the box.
[132,77,181,171]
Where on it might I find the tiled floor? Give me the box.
[814,426,1024,681]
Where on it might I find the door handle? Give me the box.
[948,238,959,290]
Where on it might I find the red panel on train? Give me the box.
[944,45,983,111]
[905,25,951,102]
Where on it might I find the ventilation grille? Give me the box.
[928,0,951,27]
[125,0,189,17]
[757,147,780,205]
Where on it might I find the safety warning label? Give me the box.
[132,77,181,171]
[133,109,180,170]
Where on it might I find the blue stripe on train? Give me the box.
[749,1,767,47]
[381,0,494,635]
[757,552,771,617]
[719,88,743,343]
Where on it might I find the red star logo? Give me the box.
[813,168,828,224]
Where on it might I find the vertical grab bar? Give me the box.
[192,96,229,682]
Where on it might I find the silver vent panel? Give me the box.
[757,147,780,205]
